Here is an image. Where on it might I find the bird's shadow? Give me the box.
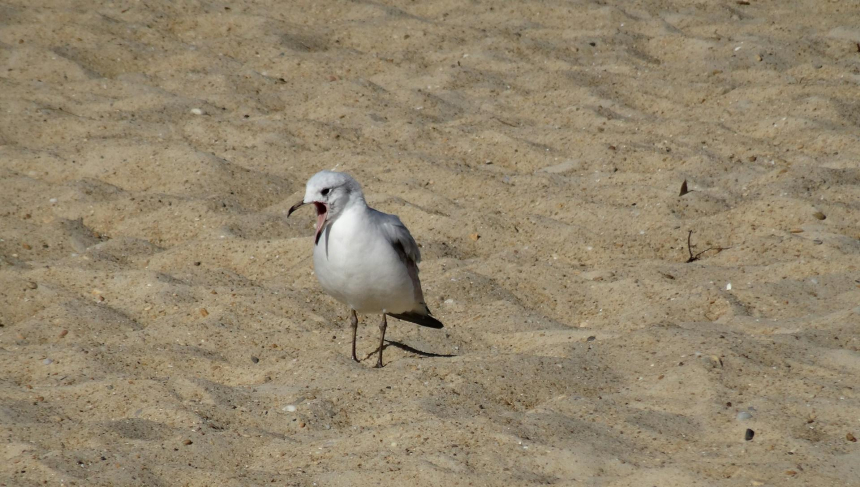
[363,340,457,361]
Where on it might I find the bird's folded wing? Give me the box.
[375,209,429,310]
[376,211,422,265]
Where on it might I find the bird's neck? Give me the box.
[351,192,367,207]
[332,194,367,220]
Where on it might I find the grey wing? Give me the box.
[376,211,428,310]
[377,211,421,265]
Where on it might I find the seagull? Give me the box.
[288,171,443,367]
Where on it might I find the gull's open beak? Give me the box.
[288,199,329,245]
[287,200,305,217]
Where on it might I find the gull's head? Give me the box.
[287,171,365,243]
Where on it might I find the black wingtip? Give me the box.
[388,312,444,329]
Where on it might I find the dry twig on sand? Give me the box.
[685,230,729,263]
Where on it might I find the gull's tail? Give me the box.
[388,310,444,329]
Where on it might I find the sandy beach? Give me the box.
[2,0,859,485]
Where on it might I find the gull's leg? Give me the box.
[375,314,387,368]
[350,310,359,362]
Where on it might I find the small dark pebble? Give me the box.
[586,336,596,342]
[194,261,201,266]
[101,456,106,461]
[251,356,260,364]
[812,211,826,220]
[183,439,193,445]
[745,428,755,441]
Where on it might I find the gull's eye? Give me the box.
[321,188,331,196]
